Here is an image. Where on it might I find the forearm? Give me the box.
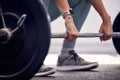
[55,0,80,41]
[55,0,73,25]
[55,0,70,14]
[89,0,111,22]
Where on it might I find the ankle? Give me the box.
[59,48,74,56]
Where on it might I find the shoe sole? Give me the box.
[34,69,56,77]
[56,63,98,71]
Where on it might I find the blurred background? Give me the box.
[51,0,120,33]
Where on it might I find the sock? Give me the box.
[59,48,74,58]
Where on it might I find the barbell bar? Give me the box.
[1,27,120,45]
[1,30,120,43]
[51,32,120,38]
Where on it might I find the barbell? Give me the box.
[0,0,119,80]
[51,32,120,38]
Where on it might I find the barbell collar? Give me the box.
[51,32,120,38]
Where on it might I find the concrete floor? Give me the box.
[31,39,120,80]
[32,65,120,80]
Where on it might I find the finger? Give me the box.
[99,31,104,41]
[101,34,112,41]
[65,36,74,42]
[65,37,71,42]
[66,31,79,42]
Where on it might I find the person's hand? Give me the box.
[64,15,80,42]
[99,20,113,41]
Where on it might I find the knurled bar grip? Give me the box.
[51,32,120,38]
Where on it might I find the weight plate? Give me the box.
[0,0,51,80]
[112,12,120,54]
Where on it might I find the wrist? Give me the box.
[64,15,73,23]
[102,15,111,23]
[64,15,73,20]
[64,15,74,29]
[61,8,74,19]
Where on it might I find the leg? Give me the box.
[34,0,59,76]
[42,0,98,71]
[62,0,91,49]
[43,0,61,21]
[57,0,98,71]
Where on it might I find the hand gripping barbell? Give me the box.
[0,0,120,80]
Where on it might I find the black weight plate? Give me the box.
[0,0,51,80]
[112,12,120,54]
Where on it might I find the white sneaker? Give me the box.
[35,65,56,77]
[56,50,98,71]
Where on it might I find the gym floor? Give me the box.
[32,65,120,80]
[31,39,120,80]
[32,0,120,80]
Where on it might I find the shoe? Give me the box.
[35,64,56,77]
[56,50,98,71]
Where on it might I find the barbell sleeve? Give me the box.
[0,28,12,43]
[51,32,120,38]
[0,29,8,42]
